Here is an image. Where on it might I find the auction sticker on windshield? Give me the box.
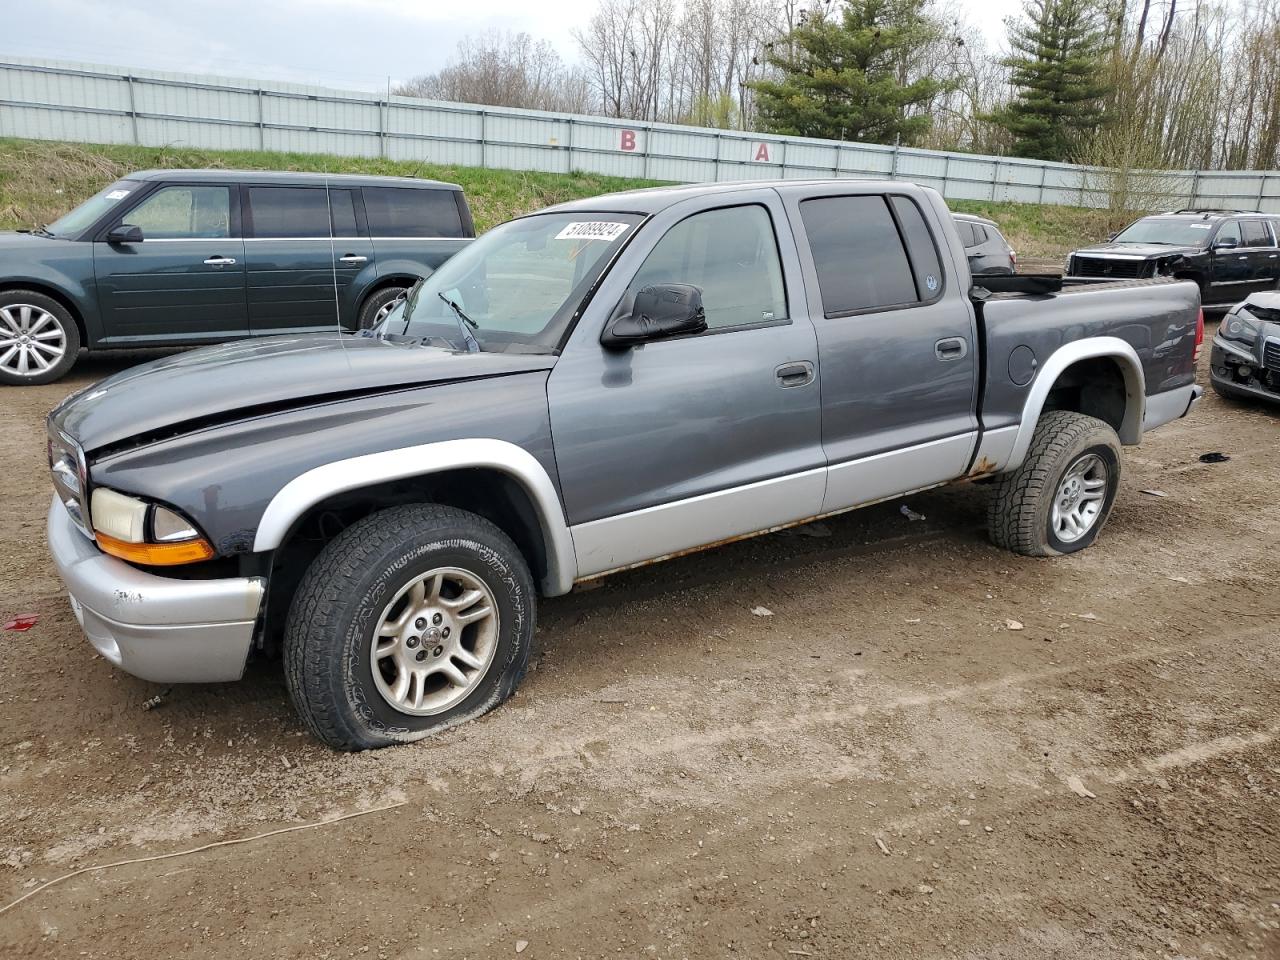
[555,221,630,242]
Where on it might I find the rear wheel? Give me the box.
[358,286,410,330]
[0,290,80,385]
[283,503,535,751]
[987,411,1122,556]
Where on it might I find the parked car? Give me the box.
[1210,290,1280,403]
[46,179,1203,750]
[1065,209,1280,311]
[953,212,1016,275]
[1,170,473,385]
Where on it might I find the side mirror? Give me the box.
[601,283,707,349]
[1214,236,1238,250]
[107,224,143,244]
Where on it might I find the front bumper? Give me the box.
[47,496,265,683]
[1210,336,1280,404]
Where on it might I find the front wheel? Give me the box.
[283,504,536,750]
[987,411,1122,556]
[0,290,80,385]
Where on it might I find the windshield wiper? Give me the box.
[437,292,481,354]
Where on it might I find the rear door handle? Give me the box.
[775,360,815,388]
[203,256,236,266]
[935,337,968,361]
[338,254,368,264]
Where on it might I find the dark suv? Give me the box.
[1065,209,1280,311]
[953,213,1016,275]
[0,170,474,384]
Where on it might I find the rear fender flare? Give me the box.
[1004,337,1145,470]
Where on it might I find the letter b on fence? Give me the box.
[620,130,637,152]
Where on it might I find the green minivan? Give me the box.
[0,170,474,384]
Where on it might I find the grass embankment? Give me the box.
[0,138,1113,258]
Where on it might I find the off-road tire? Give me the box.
[283,504,536,751]
[987,411,1122,557]
[357,286,410,330]
[0,289,81,386]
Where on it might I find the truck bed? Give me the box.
[970,274,1201,465]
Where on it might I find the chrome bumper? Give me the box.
[47,496,265,683]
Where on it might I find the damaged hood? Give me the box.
[51,333,557,452]
[1241,290,1280,320]
[1072,242,1201,260]
[1072,242,1201,259]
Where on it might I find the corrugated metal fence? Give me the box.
[3,55,1279,213]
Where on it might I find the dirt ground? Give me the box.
[2,336,1279,960]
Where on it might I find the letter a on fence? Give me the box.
[753,143,771,163]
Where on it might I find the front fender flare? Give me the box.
[252,438,578,596]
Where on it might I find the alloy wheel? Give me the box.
[0,304,67,378]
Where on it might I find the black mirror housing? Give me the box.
[601,283,707,349]
[1214,236,1238,250]
[107,224,144,244]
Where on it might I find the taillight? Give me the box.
[1193,307,1204,363]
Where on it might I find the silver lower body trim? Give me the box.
[1143,383,1201,431]
[571,467,826,579]
[822,433,976,513]
[47,496,265,683]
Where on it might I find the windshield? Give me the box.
[1112,217,1216,247]
[386,212,644,353]
[45,180,142,238]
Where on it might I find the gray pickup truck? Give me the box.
[46,180,1203,750]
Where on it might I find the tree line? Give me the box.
[394,0,1280,173]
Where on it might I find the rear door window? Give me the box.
[363,187,465,238]
[1242,219,1273,247]
[247,187,333,238]
[800,196,918,316]
[890,196,944,300]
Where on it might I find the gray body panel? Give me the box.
[546,187,823,526]
[977,278,1201,437]
[84,363,559,555]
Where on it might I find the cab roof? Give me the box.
[124,169,462,190]
[542,178,913,215]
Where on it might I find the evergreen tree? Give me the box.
[750,0,951,145]
[987,0,1113,161]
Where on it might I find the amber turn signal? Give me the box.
[95,531,215,566]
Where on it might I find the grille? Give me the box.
[1265,337,1280,371]
[1070,257,1150,279]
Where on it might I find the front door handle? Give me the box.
[775,360,815,388]
[338,254,368,264]
[203,256,236,266]
[935,337,968,361]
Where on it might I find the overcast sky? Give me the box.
[10,0,1028,93]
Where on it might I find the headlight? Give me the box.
[1220,308,1260,345]
[47,429,90,536]
[89,488,215,565]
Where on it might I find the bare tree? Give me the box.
[396,31,595,113]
